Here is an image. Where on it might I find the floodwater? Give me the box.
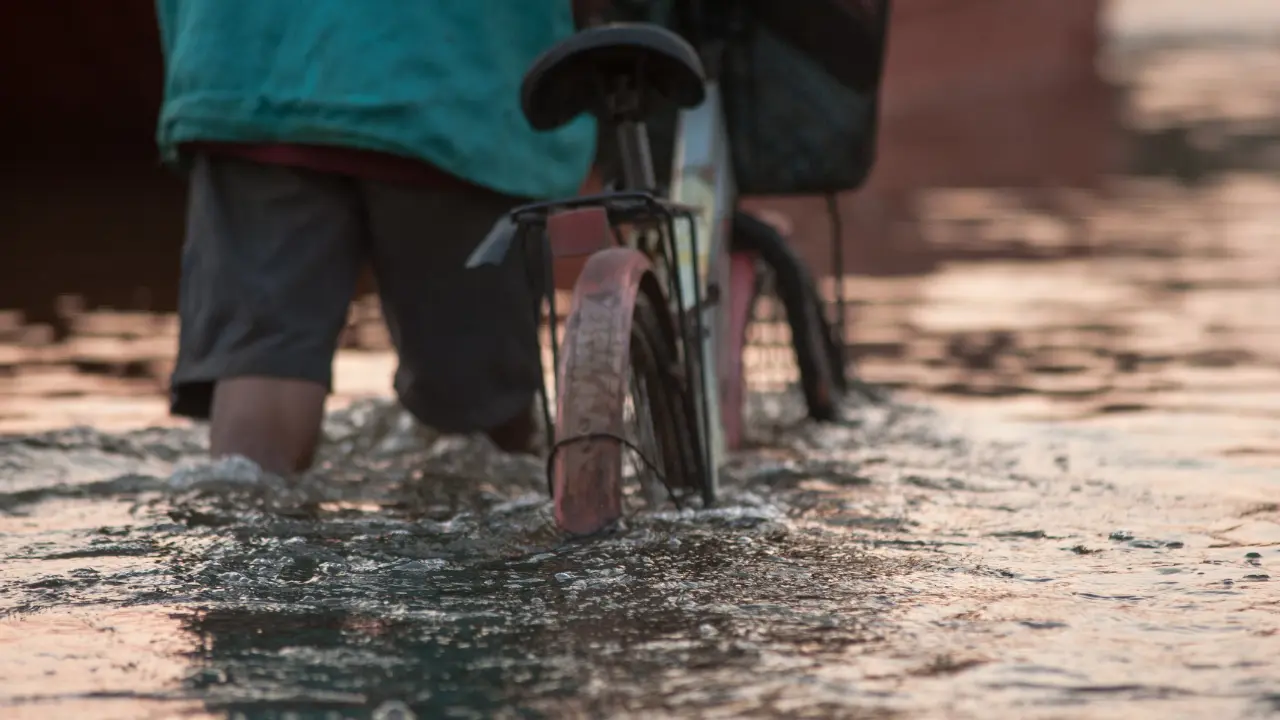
[3,396,1279,719]
[5,13,1280,720]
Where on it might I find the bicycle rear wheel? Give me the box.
[732,211,846,421]
[551,253,706,536]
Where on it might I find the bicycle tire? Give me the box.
[629,291,708,506]
[731,211,846,421]
[553,279,706,536]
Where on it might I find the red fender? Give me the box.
[549,208,659,535]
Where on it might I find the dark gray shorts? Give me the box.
[171,154,541,433]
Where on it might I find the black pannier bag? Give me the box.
[721,0,889,195]
[604,0,891,197]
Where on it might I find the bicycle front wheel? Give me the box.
[551,251,707,536]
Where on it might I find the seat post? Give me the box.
[615,120,656,191]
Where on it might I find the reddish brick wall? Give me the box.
[876,0,1113,191]
[749,0,1121,277]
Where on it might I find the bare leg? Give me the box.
[209,377,328,475]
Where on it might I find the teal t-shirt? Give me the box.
[155,0,596,200]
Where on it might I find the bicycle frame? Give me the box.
[664,83,735,486]
[606,32,736,487]
[471,23,758,515]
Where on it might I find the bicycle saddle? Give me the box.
[521,23,706,131]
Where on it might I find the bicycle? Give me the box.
[469,1,890,535]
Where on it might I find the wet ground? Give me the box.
[3,394,1279,719]
[5,8,1280,720]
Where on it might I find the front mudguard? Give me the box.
[551,245,668,535]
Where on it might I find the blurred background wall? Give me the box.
[1,0,1116,328]
[756,0,1119,277]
